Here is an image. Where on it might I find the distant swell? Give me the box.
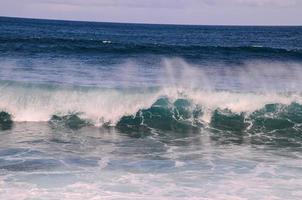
[1,37,302,60]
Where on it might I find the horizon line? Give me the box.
[1,15,302,27]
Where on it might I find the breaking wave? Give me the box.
[0,81,302,138]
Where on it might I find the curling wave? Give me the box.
[1,82,302,138]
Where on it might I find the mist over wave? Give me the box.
[1,58,302,89]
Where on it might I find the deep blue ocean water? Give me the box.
[1,17,302,87]
[0,17,302,199]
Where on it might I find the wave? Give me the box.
[1,82,302,138]
[1,37,302,59]
[2,96,302,147]
[117,99,302,136]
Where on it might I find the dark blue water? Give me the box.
[0,17,302,86]
[0,17,302,199]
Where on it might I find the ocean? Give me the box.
[0,16,302,199]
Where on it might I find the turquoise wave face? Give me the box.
[117,98,202,132]
[209,103,302,134]
[210,109,247,132]
[49,114,93,130]
[248,103,302,131]
[0,111,13,130]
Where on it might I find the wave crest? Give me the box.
[1,92,302,139]
[1,80,302,136]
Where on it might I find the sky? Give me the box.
[0,0,301,25]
